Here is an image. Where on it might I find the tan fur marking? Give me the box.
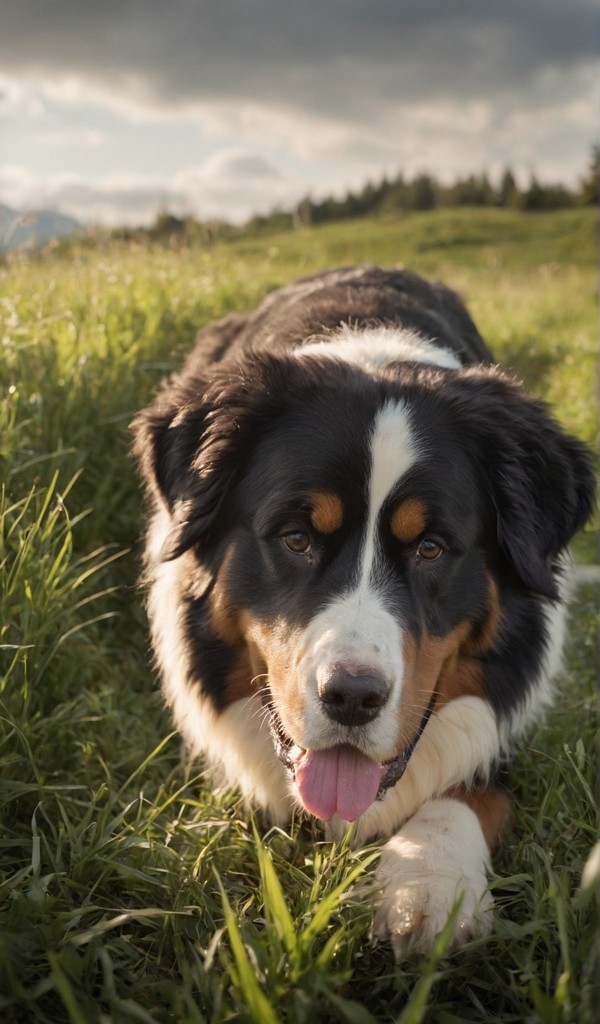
[225,654,258,703]
[467,573,502,655]
[398,575,501,721]
[242,615,307,734]
[454,573,501,659]
[445,786,512,851]
[390,498,427,543]
[310,491,344,534]
[398,621,485,753]
[209,547,241,648]
[398,633,437,752]
[428,619,489,705]
[204,550,257,704]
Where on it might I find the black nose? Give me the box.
[318,664,389,727]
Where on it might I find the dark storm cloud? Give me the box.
[1,0,595,117]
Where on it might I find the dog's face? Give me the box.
[135,350,593,821]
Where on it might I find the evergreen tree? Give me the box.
[412,174,437,211]
[498,168,519,207]
[521,174,546,210]
[579,146,599,205]
[295,196,314,226]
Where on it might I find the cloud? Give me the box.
[0,3,594,224]
[175,149,298,222]
[0,167,181,223]
[1,1,595,123]
[200,151,282,181]
[0,74,45,117]
[0,150,298,225]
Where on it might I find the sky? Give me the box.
[0,0,596,226]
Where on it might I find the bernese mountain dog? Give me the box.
[132,265,593,955]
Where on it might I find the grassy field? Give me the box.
[0,207,597,1023]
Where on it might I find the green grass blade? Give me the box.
[253,820,297,960]
[216,873,281,1024]
[300,851,379,948]
[395,899,463,1024]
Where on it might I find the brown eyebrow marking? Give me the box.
[310,491,344,534]
[390,498,427,543]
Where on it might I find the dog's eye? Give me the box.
[417,538,444,561]
[282,531,311,555]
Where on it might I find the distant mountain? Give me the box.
[0,203,81,251]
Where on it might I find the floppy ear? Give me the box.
[132,390,204,512]
[447,369,595,599]
[131,353,290,560]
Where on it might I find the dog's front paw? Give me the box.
[372,798,493,958]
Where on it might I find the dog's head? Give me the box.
[133,350,594,821]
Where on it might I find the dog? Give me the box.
[132,265,593,955]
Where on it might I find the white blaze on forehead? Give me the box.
[297,397,422,757]
[360,398,421,587]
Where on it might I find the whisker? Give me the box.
[250,672,270,687]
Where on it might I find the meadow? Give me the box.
[0,207,597,1023]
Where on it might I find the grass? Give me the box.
[0,207,597,1022]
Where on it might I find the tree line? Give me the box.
[247,152,597,234]
[114,150,598,246]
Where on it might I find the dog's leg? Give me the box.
[372,786,510,957]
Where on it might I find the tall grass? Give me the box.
[0,208,597,1022]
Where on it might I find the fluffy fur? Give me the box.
[133,264,594,953]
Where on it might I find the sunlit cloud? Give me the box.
[0,1,594,223]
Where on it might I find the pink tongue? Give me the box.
[295,746,385,821]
